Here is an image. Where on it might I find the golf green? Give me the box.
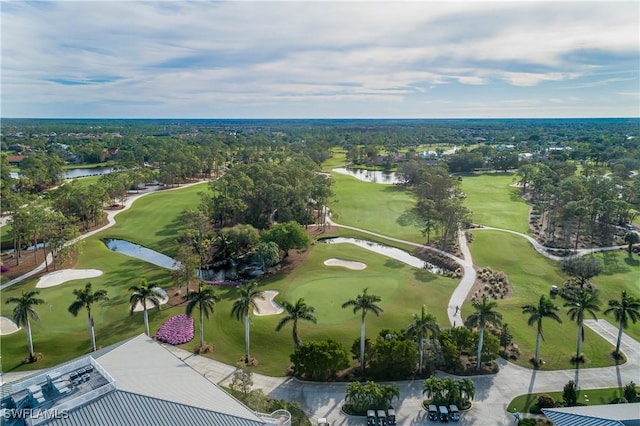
[286,275,401,325]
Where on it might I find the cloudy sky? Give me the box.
[1,1,638,118]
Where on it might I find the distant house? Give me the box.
[7,155,26,165]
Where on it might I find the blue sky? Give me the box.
[1,1,638,118]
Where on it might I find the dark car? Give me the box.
[428,404,438,421]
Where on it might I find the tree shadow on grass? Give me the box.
[601,251,630,274]
[384,259,404,269]
[623,255,639,267]
[397,209,421,227]
[413,269,436,283]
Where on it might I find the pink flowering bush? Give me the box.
[155,314,194,345]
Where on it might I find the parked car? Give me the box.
[428,404,438,421]
[449,405,460,422]
[438,405,450,422]
[377,409,388,426]
[367,410,377,426]
[387,408,396,425]
[317,417,330,426]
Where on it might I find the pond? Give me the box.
[103,239,262,281]
[104,239,179,270]
[323,237,442,274]
[332,168,402,185]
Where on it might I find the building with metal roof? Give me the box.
[1,334,290,426]
[543,402,640,426]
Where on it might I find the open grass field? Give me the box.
[99,182,208,257]
[460,173,530,233]
[507,386,625,413]
[0,234,456,376]
[328,173,423,244]
[466,230,640,369]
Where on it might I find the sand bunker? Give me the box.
[253,290,284,316]
[36,269,103,288]
[132,290,169,312]
[0,316,21,336]
[324,258,367,270]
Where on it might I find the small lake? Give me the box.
[10,166,117,180]
[323,237,442,274]
[332,168,402,185]
[104,239,179,270]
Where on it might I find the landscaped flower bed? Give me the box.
[155,314,194,345]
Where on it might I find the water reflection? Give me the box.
[332,168,401,184]
[104,239,179,270]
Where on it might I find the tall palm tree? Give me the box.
[6,290,45,362]
[457,378,475,405]
[231,281,264,363]
[604,291,640,357]
[405,305,440,374]
[184,282,220,349]
[522,295,562,366]
[129,278,166,336]
[68,283,109,352]
[564,289,601,361]
[341,288,383,374]
[464,294,503,371]
[275,298,317,349]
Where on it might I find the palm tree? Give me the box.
[341,288,383,374]
[564,289,601,361]
[275,298,317,349]
[231,281,264,363]
[5,290,45,362]
[522,295,562,366]
[405,305,440,374]
[129,278,166,336]
[457,378,475,405]
[464,294,503,371]
[68,283,109,352]
[184,282,220,349]
[604,291,640,357]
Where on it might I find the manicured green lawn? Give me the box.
[460,173,530,233]
[466,231,639,370]
[99,183,208,257]
[177,241,457,375]
[507,386,625,413]
[329,173,423,244]
[0,237,178,372]
[322,149,347,171]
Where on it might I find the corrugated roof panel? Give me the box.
[543,409,625,426]
[96,334,263,422]
[42,390,266,426]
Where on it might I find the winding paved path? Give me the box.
[3,181,638,425]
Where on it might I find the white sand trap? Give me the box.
[132,290,169,312]
[324,258,367,270]
[253,290,284,316]
[36,269,103,288]
[0,316,21,335]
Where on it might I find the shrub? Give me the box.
[536,394,555,409]
[155,314,194,345]
[624,381,639,403]
[0,265,10,273]
[563,380,578,406]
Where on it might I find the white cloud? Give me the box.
[1,1,638,117]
